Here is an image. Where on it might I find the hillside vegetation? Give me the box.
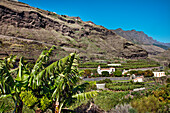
[0,0,148,62]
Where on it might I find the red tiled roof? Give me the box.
[101,68,110,71]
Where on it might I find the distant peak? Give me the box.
[131,29,136,32]
[86,21,95,25]
[70,16,82,21]
[116,28,123,31]
[138,31,144,33]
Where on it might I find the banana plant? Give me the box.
[28,45,56,90]
[30,52,97,113]
[24,46,97,112]
[1,46,97,113]
[0,47,54,113]
[0,55,24,113]
[0,55,16,95]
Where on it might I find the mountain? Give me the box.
[150,49,170,66]
[0,0,148,62]
[114,28,169,55]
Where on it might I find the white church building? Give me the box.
[97,65,115,75]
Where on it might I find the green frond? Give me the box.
[30,52,79,90]
[72,91,98,102]
[16,57,30,81]
[28,46,56,89]
[0,94,12,99]
[72,82,89,94]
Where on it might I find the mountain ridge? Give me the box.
[114,28,170,45]
[113,28,169,55]
[0,0,148,61]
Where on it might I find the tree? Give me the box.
[25,46,97,112]
[1,46,97,113]
[143,70,153,77]
[114,70,122,77]
[102,71,109,77]
[84,69,91,77]
[131,95,163,113]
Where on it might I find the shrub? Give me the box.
[131,91,141,96]
[129,108,138,113]
[107,85,143,91]
[106,82,133,87]
[167,83,170,88]
[0,97,14,112]
[131,95,163,113]
[0,94,34,112]
[153,87,170,103]
[133,82,144,85]
[144,70,154,77]
[110,104,132,113]
[20,91,38,107]
[94,91,129,111]
[83,69,91,77]
[129,71,138,75]
[166,78,170,83]
[101,71,109,77]
[91,73,100,77]
[128,70,154,77]
[105,82,144,91]
[85,81,97,91]
[97,79,112,84]
[113,70,122,77]
[40,96,52,111]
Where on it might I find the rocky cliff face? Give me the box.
[114,28,169,55]
[0,0,148,61]
[114,28,157,45]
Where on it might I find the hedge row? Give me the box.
[107,85,143,91]
[106,82,144,87]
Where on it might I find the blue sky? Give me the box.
[19,0,170,43]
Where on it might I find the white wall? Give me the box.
[133,78,143,82]
[153,72,166,77]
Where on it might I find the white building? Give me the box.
[133,76,144,82]
[153,72,166,77]
[107,64,121,66]
[122,69,130,75]
[97,65,115,75]
[96,83,105,89]
[133,87,145,91]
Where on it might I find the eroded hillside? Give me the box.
[0,0,148,61]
